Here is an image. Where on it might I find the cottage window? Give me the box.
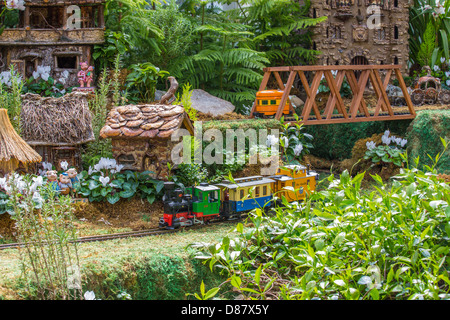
[367,0,383,6]
[328,25,343,40]
[376,28,386,40]
[394,26,399,40]
[117,154,135,166]
[56,55,78,69]
[30,6,64,29]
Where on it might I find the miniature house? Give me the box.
[0,108,42,176]
[100,104,194,179]
[310,0,410,75]
[0,0,105,87]
[20,92,95,171]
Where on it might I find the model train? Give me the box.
[159,164,319,229]
[252,89,293,118]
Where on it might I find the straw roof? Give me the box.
[0,109,42,172]
[20,92,95,146]
[100,104,194,140]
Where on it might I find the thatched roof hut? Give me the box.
[20,92,95,146]
[0,109,42,173]
[20,92,95,171]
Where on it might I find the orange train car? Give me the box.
[253,89,293,118]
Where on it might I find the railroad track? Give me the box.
[0,225,200,250]
[0,217,244,250]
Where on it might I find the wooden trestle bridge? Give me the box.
[250,65,416,124]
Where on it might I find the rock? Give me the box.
[190,89,235,116]
[289,95,304,108]
[155,90,166,101]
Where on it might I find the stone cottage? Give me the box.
[100,104,194,179]
[0,0,105,87]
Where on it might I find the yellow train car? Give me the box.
[253,90,292,118]
[270,164,318,202]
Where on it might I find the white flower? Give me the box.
[0,71,12,86]
[382,134,391,145]
[441,57,446,64]
[30,176,44,193]
[281,136,289,148]
[60,161,68,171]
[41,162,53,171]
[33,65,51,82]
[400,139,407,147]
[88,166,96,175]
[366,141,377,150]
[32,191,43,205]
[446,80,450,86]
[58,70,70,85]
[5,0,25,10]
[115,164,124,173]
[266,134,278,147]
[84,291,96,300]
[293,143,303,156]
[433,65,441,72]
[0,177,7,190]
[99,176,110,187]
[446,71,450,77]
[435,4,445,15]
[94,158,117,171]
[422,4,432,10]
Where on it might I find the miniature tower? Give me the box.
[310,0,411,75]
[0,0,105,87]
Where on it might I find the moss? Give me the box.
[0,223,235,300]
[304,120,412,160]
[406,110,450,173]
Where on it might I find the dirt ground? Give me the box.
[0,198,165,241]
[72,198,163,233]
[195,111,248,121]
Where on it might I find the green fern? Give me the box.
[418,21,437,67]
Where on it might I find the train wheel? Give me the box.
[438,90,450,105]
[425,87,438,104]
[411,89,425,106]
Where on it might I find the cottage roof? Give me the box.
[0,109,42,172]
[100,104,194,140]
[20,92,95,146]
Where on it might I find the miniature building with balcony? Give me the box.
[310,0,411,75]
[0,0,105,87]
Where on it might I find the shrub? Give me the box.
[189,141,450,300]
[76,158,164,204]
[406,110,450,174]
